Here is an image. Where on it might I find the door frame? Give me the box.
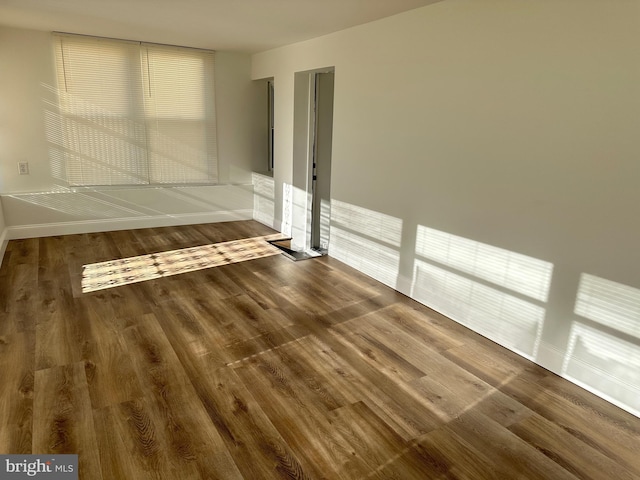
[290,67,335,253]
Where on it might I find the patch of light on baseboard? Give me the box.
[329,200,403,289]
[331,225,400,288]
[253,173,275,226]
[81,234,284,293]
[563,321,640,416]
[281,182,293,237]
[574,273,640,340]
[411,259,545,360]
[331,199,403,247]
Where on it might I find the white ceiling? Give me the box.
[0,0,443,53]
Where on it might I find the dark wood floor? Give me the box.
[1,220,639,479]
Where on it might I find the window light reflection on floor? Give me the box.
[81,234,285,293]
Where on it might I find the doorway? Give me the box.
[289,68,335,256]
[310,71,334,252]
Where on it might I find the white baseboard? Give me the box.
[253,211,281,233]
[534,341,568,373]
[0,227,8,269]
[6,209,253,240]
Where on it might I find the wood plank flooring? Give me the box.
[1,220,639,479]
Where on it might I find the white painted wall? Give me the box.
[0,26,263,238]
[252,0,640,416]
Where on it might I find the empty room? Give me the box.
[1,0,639,478]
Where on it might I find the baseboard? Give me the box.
[6,209,253,240]
[0,227,8,269]
[253,212,282,234]
[534,341,567,373]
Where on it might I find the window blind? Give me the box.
[53,33,218,186]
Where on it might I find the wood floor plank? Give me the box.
[429,410,580,480]
[275,284,336,315]
[78,297,143,409]
[192,366,312,479]
[95,393,244,480]
[333,320,427,384]
[418,413,578,480]
[93,398,178,480]
[194,294,295,349]
[300,332,444,440]
[4,261,39,334]
[516,387,640,476]
[121,314,244,479]
[253,335,356,412]
[218,262,299,311]
[328,401,453,480]
[35,277,84,370]
[410,374,532,428]
[33,362,103,479]
[179,267,246,302]
[223,323,312,366]
[0,331,35,454]
[369,303,468,352]
[509,413,638,480]
[234,355,370,480]
[151,298,234,378]
[339,312,531,426]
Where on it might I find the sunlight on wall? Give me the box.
[562,274,640,415]
[252,173,275,226]
[319,198,331,249]
[416,225,553,302]
[563,322,640,416]
[411,226,551,359]
[290,184,311,250]
[575,273,640,339]
[282,182,292,237]
[330,200,402,288]
[6,190,148,219]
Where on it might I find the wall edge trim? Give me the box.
[0,227,8,269]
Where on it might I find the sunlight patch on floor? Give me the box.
[81,234,285,293]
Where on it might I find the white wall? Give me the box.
[252,0,640,416]
[0,26,263,238]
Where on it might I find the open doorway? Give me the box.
[286,68,335,259]
[310,71,334,253]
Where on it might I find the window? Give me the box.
[53,33,217,186]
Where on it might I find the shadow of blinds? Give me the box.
[564,273,640,415]
[411,225,553,360]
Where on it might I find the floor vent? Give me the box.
[267,239,327,261]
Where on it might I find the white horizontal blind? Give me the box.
[142,44,217,184]
[53,33,217,186]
